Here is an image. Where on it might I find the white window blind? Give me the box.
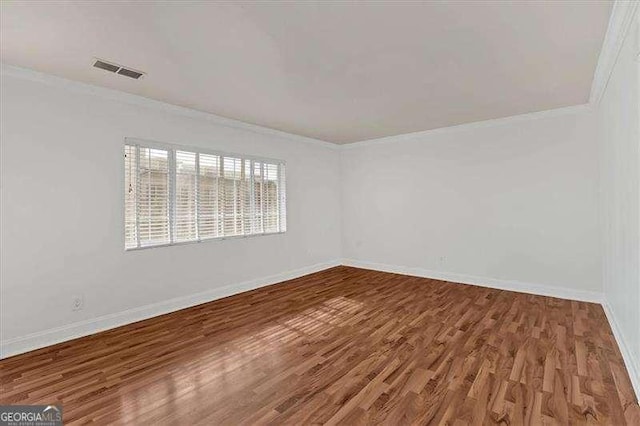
[124,141,286,250]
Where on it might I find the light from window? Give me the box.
[124,141,286,250]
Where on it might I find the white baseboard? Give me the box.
[0,260,341,359]
[342,259,640,401]
[3,258,637,403]
[341,259,603,303]
[602,301,640,402]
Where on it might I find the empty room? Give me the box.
[1,0,639,424]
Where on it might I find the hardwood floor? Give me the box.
[1,266,638,425]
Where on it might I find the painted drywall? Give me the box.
[0,70,341,353]
[341,109,602,294]
[598,14,640,395]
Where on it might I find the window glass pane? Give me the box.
[124,142,285,250]
[241,159,252,235]
[279,164,287,232]
[198,153,221,239]
[175,151,197,242]
[264,163,280,233]
[124,145,137,249]
[137,147,170,246]
[222,157,243,237]
[253,161,264,234]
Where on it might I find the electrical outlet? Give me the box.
[72,295,84,311]
[439,256,445,264]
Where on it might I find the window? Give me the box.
[124,140,286,250]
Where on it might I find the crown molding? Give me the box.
[342,0,636,149]
[0,63,339,150]
[589,0,639,104]
[341,103,593,150]
[3,0,635,151]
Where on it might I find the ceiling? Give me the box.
[0,1,613,144]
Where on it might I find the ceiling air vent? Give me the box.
[117,68,144,79]
[92,58,145,80]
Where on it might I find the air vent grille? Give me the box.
[92,58,145,80]
[117,68,144,79]
[93,60,119,73]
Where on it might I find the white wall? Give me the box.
[0,69,342,356]
[341,109,602,296]
[0,20,635,379]
[598,15,640,396]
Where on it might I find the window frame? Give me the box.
[123,137,287,251]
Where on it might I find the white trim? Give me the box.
[125,231,287,251]
[126,137,285,165]
[589,0,639,104]
[0,63,338,150]
[169,148,176,244]
[5,258,636,406]
[344,259,637,399]
[343,1,640,151]
[1,2,636,150]
[341,259,603,303]
[0,260,341,359]
[340,104,593,149]
[124,140,287,251]
[602,300,640,402]
[0,61,596,149]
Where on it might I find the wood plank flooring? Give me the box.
[1,266,638,425]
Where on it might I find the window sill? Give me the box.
[125,231,286,251]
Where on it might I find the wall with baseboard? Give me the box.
[0,69,342,358]
[340,107,602,295]
[598,12,640,398]
[341,259,603,303]
[1,13,638,408]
